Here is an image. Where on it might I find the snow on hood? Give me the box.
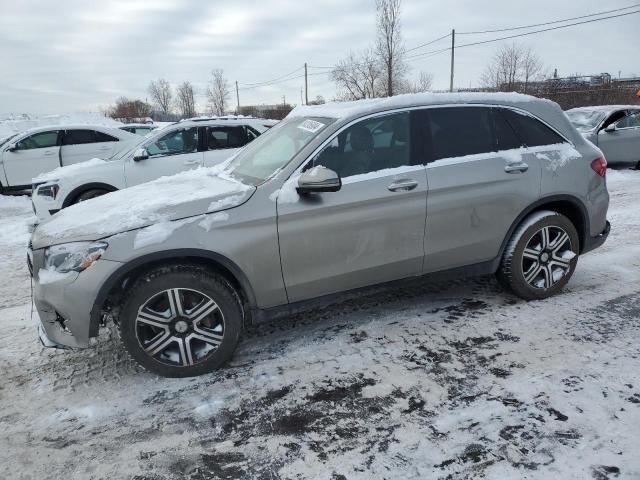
[32,165,253,248]
[32,158,107,183]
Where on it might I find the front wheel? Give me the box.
[498,211,579,300]
[119,265,243,377]
[74,188,110,204]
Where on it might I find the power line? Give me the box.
[458,3,640,34]
[239,66,304,87]
[405,8,640,62]
[405,32,452,53]
[238,73,306,91]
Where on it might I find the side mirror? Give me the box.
[297,166,341,194]
[133,147,149,161]
[604,123,617,133]
[7,141,22,152]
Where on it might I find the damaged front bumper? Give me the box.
[29,247,123,349]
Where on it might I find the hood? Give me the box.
[32,157,114,184]
[31,165,254,249]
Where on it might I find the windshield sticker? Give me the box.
[297,119,325,133]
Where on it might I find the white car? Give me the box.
[32,117,277,219]
[0,125,137,193]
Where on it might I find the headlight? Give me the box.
[44,242,108,273]
[37,183,60,199]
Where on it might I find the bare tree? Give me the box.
[376,0,406,97]
[405,71,433,93]
[175,81,197,118]
[521,47,544,93]
[480,43,545,92]
[148,78,173,115]
[206,69,230,116]
[332,49,382,100]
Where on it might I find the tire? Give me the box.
[119,265,243,377]
[497,210,579,301]
[74,188,110,204]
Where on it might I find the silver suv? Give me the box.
[29,93,611,377]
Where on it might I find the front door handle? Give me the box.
[505,162,529,173]
[183,160,200,165]
[43,150,54,156]
[388,179,418,192]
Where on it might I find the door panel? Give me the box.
[60,129,115,165]
[277,111,427,303]
[124,127,202,186]
[597,113,640,164]
[419,106,542,273]
[2,130,60,186]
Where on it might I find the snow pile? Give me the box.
[0,112,122,138]
[32,158,107,183]
[35,164,253,244]
[342,164,420,184]
[133,218,195,250]
[199,212,229,232]
[270,173,301,204]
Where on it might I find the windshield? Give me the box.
[566,110,606,131]
[226,117,334,185]
[0,133,17,148]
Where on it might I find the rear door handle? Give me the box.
[504,163,529,173]
[43,150,54,156]
[388,179,418,192]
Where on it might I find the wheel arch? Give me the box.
[498,195,590,264]
[89,249,258,337]
[62,182,118,208]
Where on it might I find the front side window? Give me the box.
[502,109,566,147]
[63,129,95,145]
[20,131,59,150]
[493,108,525,151]
[615,112,640,129]
[207,126,247,150]
[146,127,198,157]
[312,112,411,178]
[226,117,333,185]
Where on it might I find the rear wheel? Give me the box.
[119,265,243,377]
[74,188,110,204]
[498,211,579,300]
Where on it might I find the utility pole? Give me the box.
[235,80,240,115]
[449,29,455,92]
[304,62,309,105]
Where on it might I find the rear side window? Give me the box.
[426,107,494,161]
[501,109,566,147]
[94,131,118,142]
[207,126,248,150]
[493,108,524,150]
[63,129,95,145]
[616,112,640,129]
[20,131,59,150]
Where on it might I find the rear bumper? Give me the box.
[582,220,610,254]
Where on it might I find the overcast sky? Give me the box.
[0,0,637,114]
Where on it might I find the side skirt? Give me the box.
[250,258,498,325]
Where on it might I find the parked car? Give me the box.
[0,125,137,193]
[118,123,159,136]
[29,92,610,377]
[31,117,276,219]
[566,105,640,167]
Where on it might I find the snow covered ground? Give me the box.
[1,169,639,479]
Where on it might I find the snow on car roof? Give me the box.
[287,92,547,120]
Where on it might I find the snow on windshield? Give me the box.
[566,110,606,131]
[36,163,252,241]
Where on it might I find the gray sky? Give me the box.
[0,0,637,114]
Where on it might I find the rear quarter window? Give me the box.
[501,109,566,147]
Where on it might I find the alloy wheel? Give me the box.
[521,225,575,290]
[135,288,224,367]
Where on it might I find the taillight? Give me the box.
[590,157,607,177]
